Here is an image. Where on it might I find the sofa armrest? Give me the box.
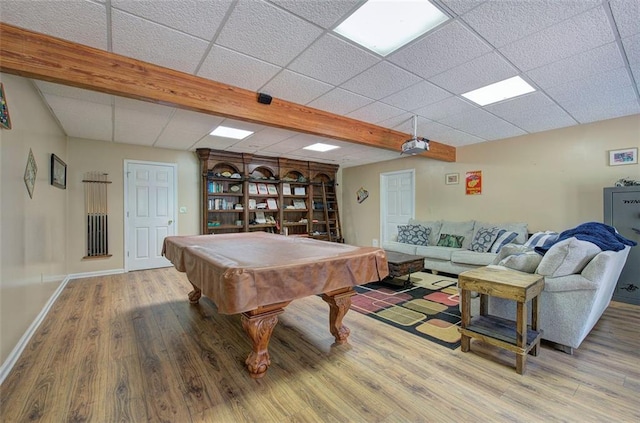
[543,274,598,292]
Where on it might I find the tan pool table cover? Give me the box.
[163,232,388,314]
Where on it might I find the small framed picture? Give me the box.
[445,173,459,185]
[51,154,67,189]
[608,147,638,166]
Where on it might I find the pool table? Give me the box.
[162,232,388,378]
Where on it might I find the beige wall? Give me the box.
[343,114,640,247]
[0,74,68,363]
[66,138,200,274]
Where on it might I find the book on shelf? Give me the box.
[248,183,258,195]
[255,211,266,224]
[249,199,257,209]
[267,185,278,195]
[293,199,306,209]
[294,187,306,196]
[267,198,278,210]
[257,184,269,195]
[282,183,291,196]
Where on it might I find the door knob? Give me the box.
[168,220,173,225]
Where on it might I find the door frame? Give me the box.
[123,159,178,272]
[380,169,415,245]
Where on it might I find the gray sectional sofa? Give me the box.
[382,219,529,275]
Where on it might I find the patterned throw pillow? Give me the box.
[489,230,519,253]
[436,233,464,248]
[397,224,431,246]
[524,231,559,249]
[469,227,500,252]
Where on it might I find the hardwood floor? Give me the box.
[1,267,639,422]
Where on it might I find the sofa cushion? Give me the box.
[409,219,442,246]
[436,220,475,249]
[451,250,497,266]
[437,233,465,248]
[397,224,430,246]
[492,243,533,264]
[498,251,542,273]
[489,230,519,253]
[382,241,417,255]
[536,237,601,277]
[524,231,559,249]
[415,246,459,261]
[468,227,500,252]
[474,221,528,245]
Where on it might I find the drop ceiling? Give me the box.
[1,0,638,168]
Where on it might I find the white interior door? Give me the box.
[380,170,415,244]
[125,161,176,271]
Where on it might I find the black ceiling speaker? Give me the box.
[257,93,272,105]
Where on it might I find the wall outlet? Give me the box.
[179,207,187,213]
[372,239,379,247]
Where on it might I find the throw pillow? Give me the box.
[524,231,559,249]
[489,230,519,253]
[469,227,500,252]
[536,237,601,277]
[437,233,464,248]
[498,251,543,273]
[397,224,431,246]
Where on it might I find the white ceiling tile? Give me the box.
[347,102,406,125]
[154,110,225,150]
[563,98,640,124]
[439,108,526,140]
[440,0,484,15]
[389,21,492,79]
[0,0,108,49]
[499,6,616,71]
[191,135,244,151]
[215,0,323,66]
[526,42,625,90]
[260,70,333,104]
[545,67,635,106]
[42,94,113,141]
[112,0,233,40]
[414,96,477,121]
[484,92,577,133]
[609,0,640,38]
[381,81,451,111]
[227,127,299,152]
[623,33,640,83]
[460,0,600,47]
[34,81,113,105]
[198,45,282,91]
[419,120,486,147]
[111,10,209,74]
[288,34,379,85]
[307,88,374,115]
[340,62,421,100]
[428,52,518,94]
[269,0,361,29]
[379,112,415,132]
[261,133,322,155]
[114,98,174,145]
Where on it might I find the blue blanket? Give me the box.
[535,222,637,254]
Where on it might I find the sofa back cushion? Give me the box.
[436,220,475,249]
[536,237,602,277]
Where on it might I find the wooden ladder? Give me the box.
[321,182,342,243]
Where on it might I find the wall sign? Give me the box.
[465,170,482,195]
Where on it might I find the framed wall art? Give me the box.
[0,83,11,130]
[24,149,37,198]
[51,154,67,189]
[445,173,459,185]
[608,147,638,166]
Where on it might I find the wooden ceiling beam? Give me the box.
[0,23,455,162]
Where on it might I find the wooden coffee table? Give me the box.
[384,250,425,288]
[458,265,544,375]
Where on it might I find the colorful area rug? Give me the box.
[351,272,461,350]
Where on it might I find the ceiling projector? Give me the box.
[401,137,429,155]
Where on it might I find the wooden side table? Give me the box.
[458,266,544,375]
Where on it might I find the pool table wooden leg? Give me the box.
[321,288,357,344]
[187,284,201,304]
[241,308,285,379]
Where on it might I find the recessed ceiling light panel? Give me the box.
[210,125,254,139]
[462,76,536,106]
[303,143,340,152]
[334,0,449,56]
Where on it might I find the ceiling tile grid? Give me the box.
[2,0,638,168]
